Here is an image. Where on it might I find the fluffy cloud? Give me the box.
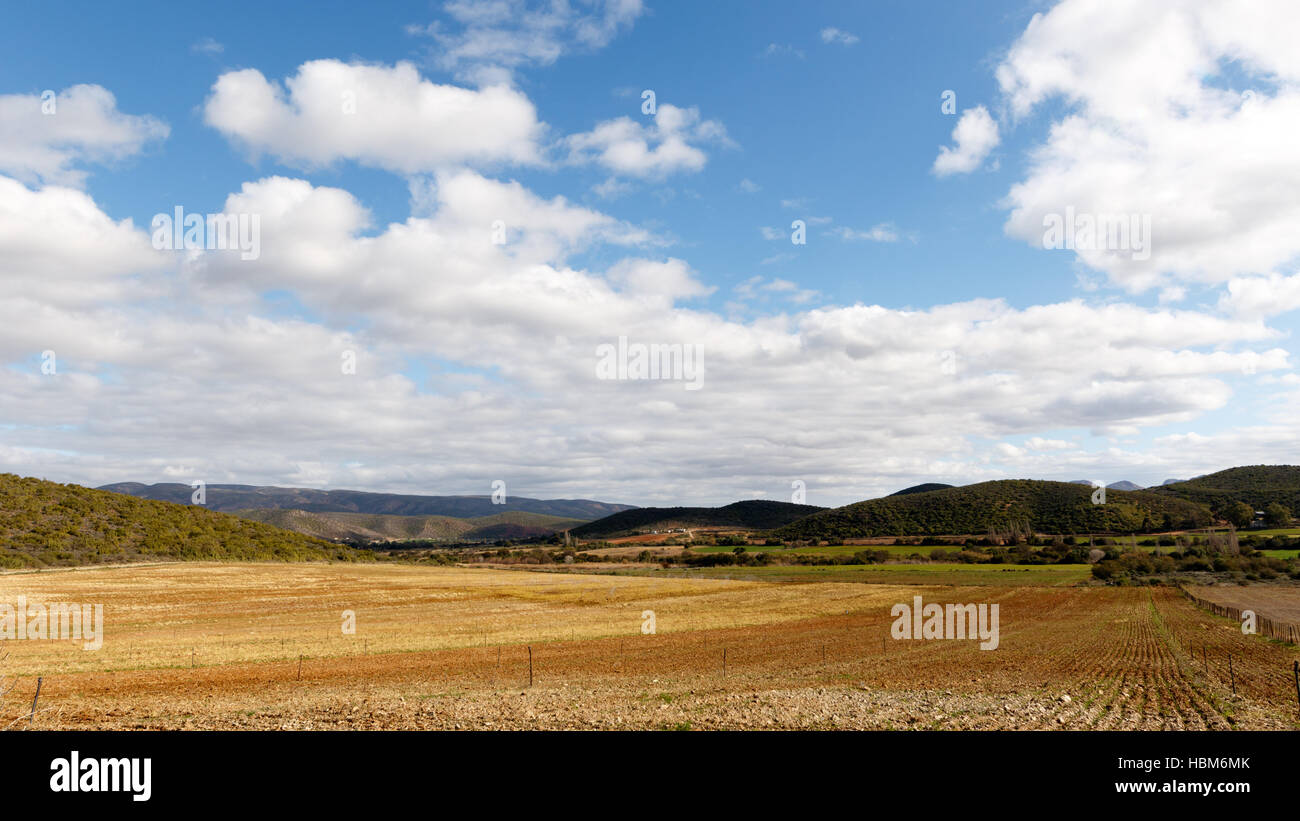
[997,0,1300,292]
[3,165,1292,505]
[0,84,168,186]
[1219,273,1300,318]
[564,103,730,178]
[932,106,999,176]
[0,175,166,309]
[204,60,544,173]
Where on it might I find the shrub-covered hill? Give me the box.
[772,480,1214,540]
[571,500,825,539]
[1150,466,1300,515]
[234,508,587,543]
[0,474,367,569]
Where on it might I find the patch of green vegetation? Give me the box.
[692,543,960,557]
[1091,534,1300,583]
[1242,528,1300,538]
[1258,549,1300,559]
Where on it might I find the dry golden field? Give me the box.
[1,562,1298,730]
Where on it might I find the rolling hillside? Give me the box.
[1151,466,1300,514]
[571,500,825,539]
[98,482,634,520]
[772,480,1214,540]
[234,509,587,543]
[0,474,361,569]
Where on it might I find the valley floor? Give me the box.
[1,563,1297,730]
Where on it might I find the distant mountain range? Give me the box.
[570,500,824,539]
[234,508,588,543]
[1068,480,1143,491]
[98,482,634,521]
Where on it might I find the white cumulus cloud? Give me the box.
[0,84,168,186]
[932,106,999,176]
[204,60,544,173]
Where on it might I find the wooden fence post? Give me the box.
[1293,661,1299,714]
[1228,653,1235,695]
[29,677,42,726]
[528,645,533,687]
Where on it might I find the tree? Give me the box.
[1223,501,1255,529]
[1264,502,1293,528]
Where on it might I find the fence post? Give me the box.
[29,677,42,726]
[1293,661,1299,714]
[1228,653,1235,695]
[528,645,533,687]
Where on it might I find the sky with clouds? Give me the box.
[2,0,1298,507]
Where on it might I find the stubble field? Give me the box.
[1,562,1298,730]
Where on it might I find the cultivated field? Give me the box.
[1185,584,1300,623]
[1,563,1298,730]
[548,562,1094,586]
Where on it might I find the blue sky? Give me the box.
[4,0,1043,308]
[2,0,1298,505]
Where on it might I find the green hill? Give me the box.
[571,500,825,539]
[234,509,588,543]
[1150,466,1300,515]
[0,474,365,569]
[772,480,1213,540]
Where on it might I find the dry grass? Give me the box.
[0,562,904,676]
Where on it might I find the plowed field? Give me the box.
[1,563,1297,729]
